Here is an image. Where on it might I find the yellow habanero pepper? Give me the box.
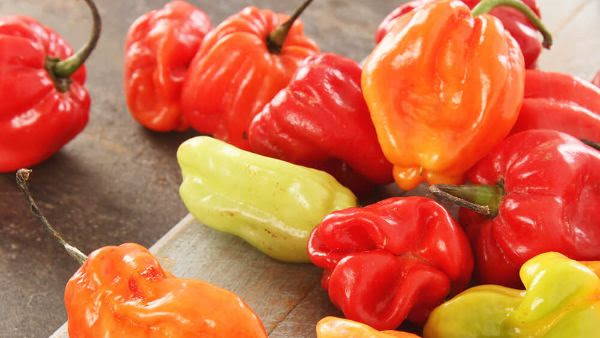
[316,317,420,338]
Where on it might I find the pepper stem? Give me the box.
[16,169,87,264]
[46,0,102,92]
[429,183,504,218]
[266,0,313,54]
[471,0,552,49]
[582,139,600,151]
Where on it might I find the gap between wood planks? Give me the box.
[267,283,321,335]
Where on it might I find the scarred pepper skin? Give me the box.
[363,0,525,190]
[65,243,267,337]
[424,252,600,338]
[308,197,473,330]
[124,1,211,132]
[510,70,600,141]
[181,6,319,149]
[316,317,420,338]
[248,53,392,194]
[461,130,600,287]
[178,136,357,263]
[376,0,542,69]
[0,16,89,172]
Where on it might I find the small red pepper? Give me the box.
[376,0,542,69]
[430,130,600,287]
[181,0,319,149]
[248,53,392,194]
[0,0,100,173]
[308,197,473,330]
[510,70,600,141]
[124,0,211,132]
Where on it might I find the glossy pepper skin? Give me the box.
[124,1,211,132]
[424,252,600,337]
[181,5,319,149]
[316,317,420,338]
[458,130,600,287]
[0,16,89,172]
[308,197,473,330]
[65,243,267,337]
[248,53,392,194]
[376,0,542,69]
[178,136,357,263]
[363,0,525,190]
[510,70,600,141]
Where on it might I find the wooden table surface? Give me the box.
[1,0,598,337]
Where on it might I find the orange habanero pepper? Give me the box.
[362,0,552,190]
[316,317,420,338]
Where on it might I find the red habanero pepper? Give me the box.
[248,53,392,194]
[308,197,473,330]
[430,130,600,288]
[0,0,100,173]
[376,0,542,69]
[181,0,319,149]
[124,1,211,132]
[510,70,600,142]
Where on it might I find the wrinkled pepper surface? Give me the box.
[308,197,473,330]
[424,252,600,338]
[178,136,357,263]
[363,0,551,190]
[316,317,420,338]
[431,130,600,287]
[65,243,267,337]
[249,53,392,194]
[376,0,543,68]
[181,1,319,149]
[124,0,211,132]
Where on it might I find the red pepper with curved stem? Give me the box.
[308,197,473,330]
[181,0,319,149]
[0,0,100,173]
[510,70,600,141]
[376,0,543,69]
[124,1,211,132]
[248,53,392,194]
[430,130,600,288]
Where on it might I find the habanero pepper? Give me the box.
[363,0,552,191]
[248,53,392,195]
[0,0,100,173]
[316,317,420,338]
[510,70,600,142]
[181,0,319,149]
[376,0,543,69]
[308,197,473,330]
[430,130,600,288]
[177,136,357,263]
[15,170,267,338]
[424,252,600,338]
[124,1,212,132]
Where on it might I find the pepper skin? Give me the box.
[177,136,357,263]
[0,16,89,172]
[181,4,319,149]
[510,70,600,141]
[65,243,267,337]
[376,0,542,69]
[424,252,600,338]
[316,317,420,338]
[433,130,600,287]
[248,53,392,194]
[124,1,211,132]
[593,71,600,87]
[308,197,473,330]
[363,0,527,190]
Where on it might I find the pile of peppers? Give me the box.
[8,0,600,337]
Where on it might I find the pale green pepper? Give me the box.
[423,252,600,338]
[177,136,357,263]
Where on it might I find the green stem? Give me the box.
[471,0,552,49]
[429,183,504,218]
[16,169,87,265]
[582,139,600,151]
[266,0,313,54]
